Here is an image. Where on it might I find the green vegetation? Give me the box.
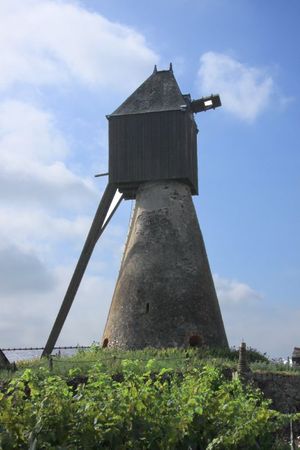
[0,347,299,449]
[0,345,271,382]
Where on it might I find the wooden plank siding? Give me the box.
[108,110,198,199]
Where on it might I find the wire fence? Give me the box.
[0,345,200,370]
[1,345,300,377]
[1,346,91,351]
[0,352,204,377]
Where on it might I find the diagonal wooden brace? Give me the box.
[42,183,122,357]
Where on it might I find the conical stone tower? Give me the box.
[102,65,228,349]
[103,180,228,349]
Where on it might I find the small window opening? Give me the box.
[204,99,213,107]
[146,303,150,313]
[189,335,201,347]
[102,338,109,348]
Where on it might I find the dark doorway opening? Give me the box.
[146,303,150,313]
[189,335,201,347]
[102,338,109,348]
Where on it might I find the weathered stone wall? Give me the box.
[102,180,228,349]
[253,372,300,413]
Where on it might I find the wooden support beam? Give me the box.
[0,348,10,369]
[42,183,121,357]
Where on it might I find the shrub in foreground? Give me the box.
[0,362,297,449]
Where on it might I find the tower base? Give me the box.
[102,180,228,349]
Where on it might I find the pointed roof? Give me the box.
[110,67,188,116]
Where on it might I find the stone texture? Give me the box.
[102,180,228,349]
[253,372,300,414]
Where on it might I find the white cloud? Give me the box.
[0,99,68,163]
[197,52,274,122]
[0,100,106,300]
[0,99,97,211]
[0,0,158,347]
[213,274,299,357]
[0,244,55,295]
[0,0,173,353]
[0,207,93,256]
[221,301,300,358]
[0,264,115,348]
[0,0,158,92]
[0,96,117,282]
[0,95,128,352]
[214,274,262,304]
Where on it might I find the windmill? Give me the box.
[42,64,227,357]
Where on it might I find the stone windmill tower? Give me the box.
[42,65,228,356]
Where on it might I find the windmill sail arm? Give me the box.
[41,183,120,357]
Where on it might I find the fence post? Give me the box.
[48,355,53,372]
[290,418,294,450]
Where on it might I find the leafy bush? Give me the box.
[0,362,297,449]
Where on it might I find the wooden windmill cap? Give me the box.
[110,65,188,116]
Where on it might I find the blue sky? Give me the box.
[0,0,299,357]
